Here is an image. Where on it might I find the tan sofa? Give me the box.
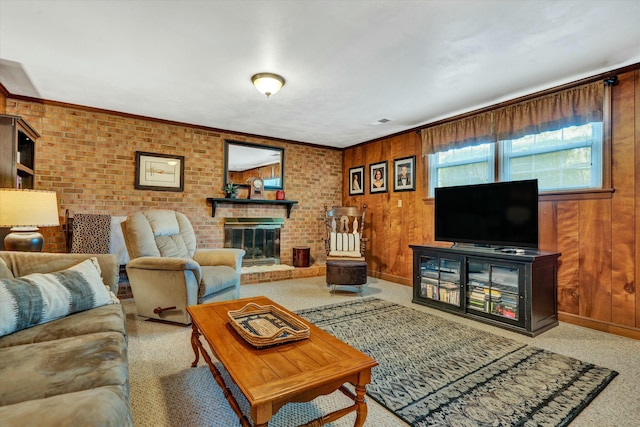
[0,251,132,427]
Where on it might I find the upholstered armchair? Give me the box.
[121,210,245,324]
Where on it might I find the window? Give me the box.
[429,143,494,196]
[263,177,280,187]
[424,81,607,196]
[429,122,603,195]
[500,122,602,191]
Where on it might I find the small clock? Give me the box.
[247,177,265,199]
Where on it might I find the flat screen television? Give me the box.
[434,179,539,249]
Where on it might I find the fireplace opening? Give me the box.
[224,218,283,266]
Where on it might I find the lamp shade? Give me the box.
[0,189,60,228]
[251,73,285,98]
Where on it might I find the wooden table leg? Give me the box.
[353,384,368,427]
[190,322,201,367]
[190,325,252,427]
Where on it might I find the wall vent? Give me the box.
[371,118,392,125]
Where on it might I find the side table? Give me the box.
[293,246,310,267]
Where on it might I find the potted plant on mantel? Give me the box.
[223,182,239,199]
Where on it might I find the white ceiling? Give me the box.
[1,0,639,148]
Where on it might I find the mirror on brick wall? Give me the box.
[224,140,284,190]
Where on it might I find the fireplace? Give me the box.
[224,218,284,266]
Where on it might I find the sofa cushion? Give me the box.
[121,212,161,259]
[0,331,128,406]
[0,252,120,295]
[0,256,13,280]
[145,209,180,236]
[110,215,131,265]
[155,234,190,258]
[198,265,239,299]
[0,384,133,427]
[0,303,126,349]
[0,257,118,338]
[122,210,197,259]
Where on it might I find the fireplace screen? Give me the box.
[224,218,283,266]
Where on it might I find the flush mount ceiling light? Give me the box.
[251,73,285,98]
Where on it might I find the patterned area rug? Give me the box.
[297,298,618,427]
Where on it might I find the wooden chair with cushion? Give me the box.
[324,205,368,293]
[121,209,245,324]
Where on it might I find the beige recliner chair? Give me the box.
[121,210,245,324]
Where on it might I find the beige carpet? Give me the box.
[126,276,640,427]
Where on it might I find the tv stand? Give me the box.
[410,244,560,336]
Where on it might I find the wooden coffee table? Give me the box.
[187,296,378,427]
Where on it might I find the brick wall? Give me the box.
[5,99,342,266]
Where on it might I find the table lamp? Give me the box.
[0,189,60,251]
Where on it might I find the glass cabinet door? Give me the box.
[467,261,520,321]
[419,255,462,307]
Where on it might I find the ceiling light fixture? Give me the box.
[251,73,285,98]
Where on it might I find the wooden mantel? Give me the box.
[205,198,298,218]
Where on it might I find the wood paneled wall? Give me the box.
[343,132,427,285]
[343,69,639,339]
[230,162,281,183]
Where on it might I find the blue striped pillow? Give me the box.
[0,257,118,337]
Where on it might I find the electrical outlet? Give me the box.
[398,200,402,207]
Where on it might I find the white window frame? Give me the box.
[428,143,495,197]
[428,122,604,196]
[500,122,603,191]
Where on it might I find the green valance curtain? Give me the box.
[421,81,604,156]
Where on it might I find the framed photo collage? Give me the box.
[348,155,415,195]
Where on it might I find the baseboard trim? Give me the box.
[558,312,640,340]
[367,270,412,287]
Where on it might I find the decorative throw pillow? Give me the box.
[70,213,111,254]
[0,257,119,337]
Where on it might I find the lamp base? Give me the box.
[4,227,44,252]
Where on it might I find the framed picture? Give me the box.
[135,151,185,192]
[394,155,416,192]
[349,166,365,195]
[369,161,388,193]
